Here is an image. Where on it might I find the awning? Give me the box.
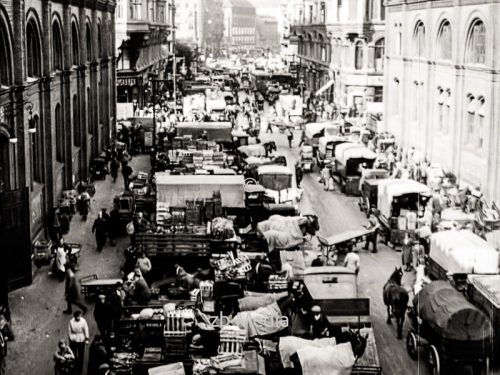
[315,79,334,96]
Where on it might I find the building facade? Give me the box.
[0,0,116,291]
[256,15,280,52]
[115,0,173,106]
[327,0,385,116]
[383,0,500,201]
[223,0,256,53]
[287,0,332,99]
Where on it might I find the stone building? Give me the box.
[383,0,500,201]
[223,0,256,53]
[0,0,116,289]
[256,15,280,53]
[115,0,173,105]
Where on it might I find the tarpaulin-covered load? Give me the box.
[176,122,232,143]
[183,94,205,114]
[414,281,492,341]
[230,301,286,338]
[256,215,306,251]
[155,173,245,208]
[429,230,499,275]
[238,144,268,158]
[296,342,356,375]
[206,99,226,113]
[238,291,288,311]
[279,336,337,368]
[318,136,348,155]
[377,179,430,219]
[468,274,500,308]
[257,165,293,191]
[148,362,185,375]
[334,143,376,166]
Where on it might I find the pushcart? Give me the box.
[317,228,374,258]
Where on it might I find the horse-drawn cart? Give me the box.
[407,281,492,375]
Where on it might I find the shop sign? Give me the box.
[117,77,139,87]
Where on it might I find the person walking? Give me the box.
[135,252,152,280]
[0,314,14,375]
[52,238,70,280]
[92,212,108,252]
[67,311,89,373]
[107,282,125,334]
[295,162,304,188]
[108,208,120,246]
[402,233,414,272]
[64,266,87,314]
[121,161,133,190]
[364,213,380,253]
[93,295,113,338]
[287,128,294,148]
[343,248,360,275]
[321,165,332,191]
[110,157,119,183]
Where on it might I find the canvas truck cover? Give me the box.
[467,274,500,308]
[304,123,327,139]
[206,99,226,113]
[334,143,376,165]
[430,230,499,275]
[303,267,357,300]
[377,179,430,219]
[414,280,492,341]
[176,122,232,142]
[318,136,348,155]
[155,173,245,208]
[257,165,293,191]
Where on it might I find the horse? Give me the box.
[289,329,369,375]
[383,267,409,339]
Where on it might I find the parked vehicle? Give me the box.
[358,169,390,217]
[333,143,377,195]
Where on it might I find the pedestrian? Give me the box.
[295,162,303,188]
[133,212,150,234]
[364,213,380,253]
[121,161,133,190]
[87,335,108,375]
[107,282,125,333]
[52,238,70,280]
[402,233,414,272]
[93,295,114,338]
[135,252,152,279]
[287,128,294,148]
[108,208,120,246]
[308,305,330,339]
[110,157,119,183]
[343,248,360,275]
[92,212,108,251]
[53,339,75,375]
[64,266,87,315]
[0,314,14,375]
[321,165,331,191]
[67,311,89,372]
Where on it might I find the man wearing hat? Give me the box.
[308,305,330,339]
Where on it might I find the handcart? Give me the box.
[80,274,123,298]
[407,281,492,375]
[317,228,374,258]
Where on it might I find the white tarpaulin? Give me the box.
[334,143,376,165]
[304,123,327,139]
[377,179,430,219]
[279,336,337,368]
[297,342,356,375]
[155,174,245,208]
[430,230,499,275]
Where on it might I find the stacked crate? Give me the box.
[185,200,201,225]
[218,326,246,354]
[269,275,288,292]
[213,191,223,217]
[163,309,195,358]
[156,202,171,227]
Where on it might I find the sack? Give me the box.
[126,221,135,235]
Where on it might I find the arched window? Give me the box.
[374,38,385,71]
[466,19,486,65]
[97,23,103,58]
[413,21,425,57]
[55,104,64,162]
[437,21,452,60]
[87,87,93,135]
[73,95,80,147]
[0,14,12,85]
[26,19,41,78]
[52,21,63,71]
[85,24,92,62]
[31,115,42,183]
[355,41,364,70]
[71,22,79,66]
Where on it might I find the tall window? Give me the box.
[0,17,11,86]
[355,41,364,70]
[320,2,326,23]
[73,95,81,147]
[97,24,103,58]
[52,21,63,71]
[466,19,486,64]
[55,104,64,162]
[477,97,485,148]
[443,89,451,135]
[86,24,92,62]
[392,79,399,115]
[437,88,444,131]
[414,21,425,57]
[309,5,313,23]
[374,38,384,71]
[31,115,42,183]
[26,20,41,78]
[87,87,93,134]
[437,21,452,60]
[71,22,79,66]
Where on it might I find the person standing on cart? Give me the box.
[364,213,380,253]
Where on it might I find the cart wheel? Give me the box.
[428,345,441,375]
[406,331,419,360]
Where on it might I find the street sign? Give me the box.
[117,77,139,87]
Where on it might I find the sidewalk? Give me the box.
[6,155,150,375]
